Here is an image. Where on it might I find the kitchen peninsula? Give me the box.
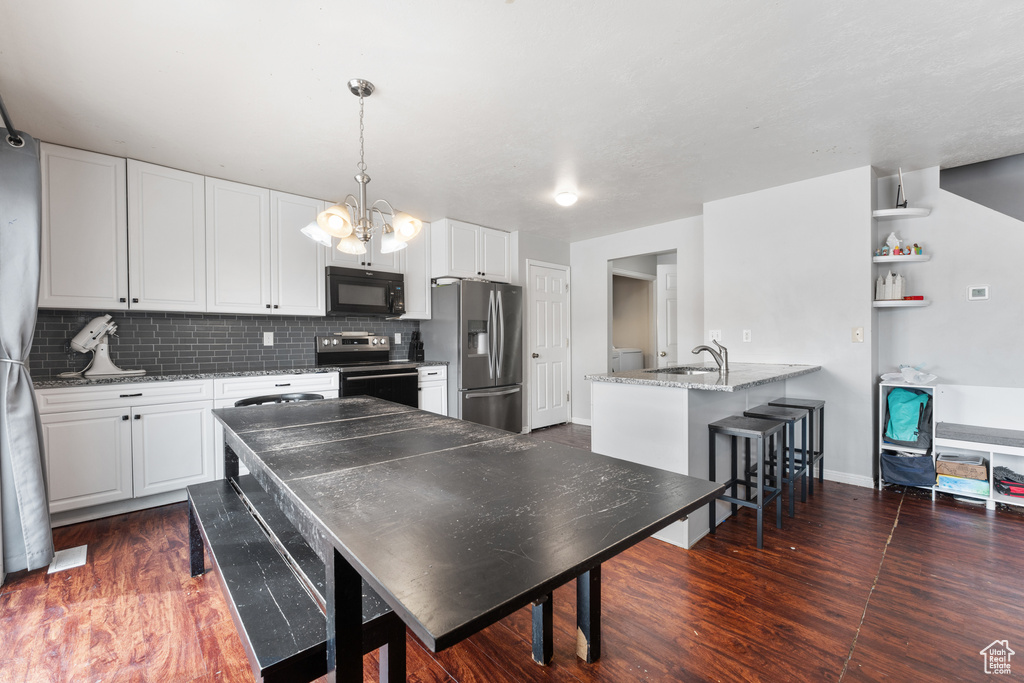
[586,362,821,548]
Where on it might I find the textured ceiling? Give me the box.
[2,1,1023,242]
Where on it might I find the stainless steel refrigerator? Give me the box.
[420,280,523,432]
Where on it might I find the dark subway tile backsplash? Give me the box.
[30,310,421,379]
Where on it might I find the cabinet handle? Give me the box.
[120,393,143,398]
[122,415,129,421]
[134,415,141,420]
[273,304,279,309]
[266,304,271,309]
[275,383,291,387]
[132,298,139,303]
[119,297,127,303]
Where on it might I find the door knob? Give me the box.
[659,351,667,357]
[532,353,540,358]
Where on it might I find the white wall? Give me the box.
[876,167,1024,386]
[611,253,657,275]
[569,216,704,423]
[703,167,877,485]
[512,231,570,283]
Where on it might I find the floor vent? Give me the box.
[47,545,88,574]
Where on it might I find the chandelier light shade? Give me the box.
[309,79,421,254]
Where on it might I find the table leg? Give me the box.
[224,444,239,481]
[532,593,553,665]
[188,501,204,577]
[326,549,363,682]
[378,618,407,683]
[576,566,601,663]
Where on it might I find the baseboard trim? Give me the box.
[50,490,187,528]
[823,469,874,489]
[571,417,592,427]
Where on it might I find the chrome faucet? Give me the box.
[691,340,729,373]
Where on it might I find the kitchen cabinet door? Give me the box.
[270,191,325,315]
[479,227,511,283]
[39,143,128,309]
[401,222,431,319]
[445,219,480,279]
[131,401,214,497]
[41,408,133,513]
[418,365,448,416]
[331,233,403,273]
[206,178,271,313]
[128,160,206,312]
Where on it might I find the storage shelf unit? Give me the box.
[878,382,1024,511]
[872,203,930,308]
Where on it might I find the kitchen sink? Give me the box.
[644,367,715,375]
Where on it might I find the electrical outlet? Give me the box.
[709,329,722,342]
[395,332,402,345]
[852,327,864,343]
[742,329,752,343]
[263,332,274,346]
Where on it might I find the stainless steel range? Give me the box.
[314,333,420,407]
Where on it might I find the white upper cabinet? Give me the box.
[270,191,326,315]
[401,222,431,320]
[127,160,206,312]
[40,143,129,309]
[205,178,272,313]
[431,218,511,283]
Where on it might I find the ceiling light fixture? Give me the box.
[555,191,578,207]
[309,79,422,255]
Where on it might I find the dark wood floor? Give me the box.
[4,422,1024,682]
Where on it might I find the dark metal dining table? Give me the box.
[212,396,723,681]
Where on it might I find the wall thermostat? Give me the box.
[967,285,989,301]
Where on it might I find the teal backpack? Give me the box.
[884,388,932,449]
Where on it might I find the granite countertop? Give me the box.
[33,360,447,390]
[585,362,821,392]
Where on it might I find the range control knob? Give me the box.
[371,338,379,345]
[332,338,339,346]
[322,339,329,346]
[378,337,387,345]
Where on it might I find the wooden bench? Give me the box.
[188,477,405,682]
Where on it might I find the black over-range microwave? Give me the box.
[326,266,405,316]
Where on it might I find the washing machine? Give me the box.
[611,347,643,372]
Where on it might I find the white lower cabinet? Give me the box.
[41,408,134,513]
[37,380,214,516]
[418,366,448,416]
[131,401,213,497]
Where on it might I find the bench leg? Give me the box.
[326,549,364,683]
[576,566,601,663]
[708,431,717,535]
[532,593,553,665]
[378,618,406,683]
[188,501,205,577]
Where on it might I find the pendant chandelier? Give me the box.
[302,79,421,255]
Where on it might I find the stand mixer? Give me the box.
[58,315,146,379]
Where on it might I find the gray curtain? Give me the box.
[0,129,53,574]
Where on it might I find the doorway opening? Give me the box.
[609,251,677,371]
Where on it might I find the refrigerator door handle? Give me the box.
[487,289,496,380]
[496,290,504,378]
[465,387,521,398]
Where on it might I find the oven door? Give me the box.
[340,369,420,407]
[328,273,394,315]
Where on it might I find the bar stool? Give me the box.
[708,415,785,549]
[744,404,809,518]
[768,397,826,494]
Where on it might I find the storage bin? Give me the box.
[936,474,990,497]
[880,452,935,487]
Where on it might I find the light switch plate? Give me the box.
[709,330,722,342]
[395,333,402,345]
[742,330,751,342]
[48,545,88,574]
[263,332,274,346]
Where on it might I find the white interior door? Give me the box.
[528,262,570,429]
[657,264,678,367]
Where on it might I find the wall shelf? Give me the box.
[872,254,930,264]
[873,207,931,219]
[874,299,930,308]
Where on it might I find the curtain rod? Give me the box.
[0,90,25,147]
